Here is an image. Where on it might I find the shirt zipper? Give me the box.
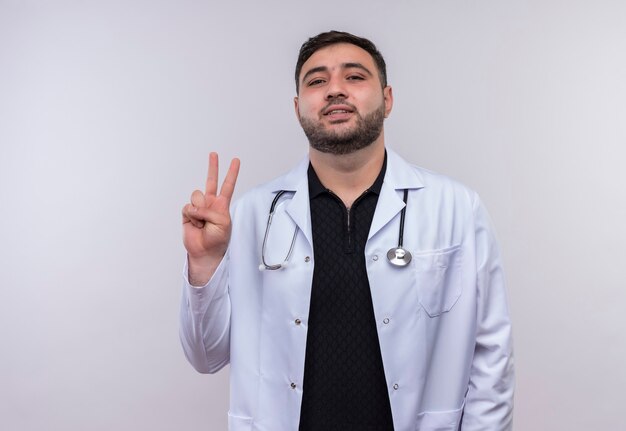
[326,188,371,253]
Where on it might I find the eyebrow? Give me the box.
[300,62,374,85]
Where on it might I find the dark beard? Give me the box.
[299,102,385,155]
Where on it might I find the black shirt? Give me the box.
[298,155,394,431]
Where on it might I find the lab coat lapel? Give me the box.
[284,177,312,248]
[369,148,425,240]
[369,182,405,240]
[269,156,313,248]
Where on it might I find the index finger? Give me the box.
[205,152,219,197]
[219,157,241,202]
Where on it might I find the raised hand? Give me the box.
[182,152,240,285]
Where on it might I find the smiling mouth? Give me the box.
[323,106,356,118]
[325,109,352,115]
[322,101,356,116]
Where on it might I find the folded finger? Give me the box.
[182,204,206,228]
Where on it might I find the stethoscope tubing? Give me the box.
[260,188,411,270]
[260,191,298,271]
[398,188,408,248]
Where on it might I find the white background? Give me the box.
[1,0,625,430]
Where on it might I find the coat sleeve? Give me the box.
[461,194,515,430]
[179,253,231,374]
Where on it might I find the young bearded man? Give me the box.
[180,30,514,431]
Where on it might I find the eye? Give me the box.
[347,75,365,81]
[307,78,326,86]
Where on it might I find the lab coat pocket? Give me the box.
[414,244,463,317]
[415,406,463,430]
[228,412,253,430]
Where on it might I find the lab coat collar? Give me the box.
[383,147,425,190]
[264,147,425,246]
[266,147,424,192]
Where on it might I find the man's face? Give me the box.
[294,43,393,155]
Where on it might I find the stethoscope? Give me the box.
[259,190,299,271]
[259,189,412,271]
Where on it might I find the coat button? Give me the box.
[295,319,301,325]
[304,256,310,263]
[383,318,390,324]
[393,383,399,390]
[290,382,297,389]
[372,255,379,261]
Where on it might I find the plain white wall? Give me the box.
[1,0,625,430]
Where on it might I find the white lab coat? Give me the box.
[180,148,514,431]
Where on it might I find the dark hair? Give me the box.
[295,30,387,93]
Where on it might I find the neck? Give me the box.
[309,139,385,208]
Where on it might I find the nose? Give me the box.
[325,78,347,100]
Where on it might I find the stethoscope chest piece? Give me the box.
[387,247,412,267]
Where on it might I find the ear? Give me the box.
[294,96,301,121]
[383,86,393,118]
